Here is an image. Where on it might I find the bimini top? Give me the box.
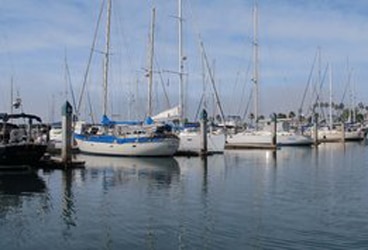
[0,113,42,123]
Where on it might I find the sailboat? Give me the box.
[74,1,179,157]
[305,64,365,142]
[175,0,225,155]
[225,1,313,148]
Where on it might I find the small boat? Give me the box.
[0,113,48,166]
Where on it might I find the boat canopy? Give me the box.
[0,113,42,123]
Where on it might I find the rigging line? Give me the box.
[311,65,324,110]
[308,63,328,121]
[86,85,95,124]
[187,0,226,121]
[314,63,328,106]
[76,0,105,117]
[232,70,241,114]
[237,60,252,116]
[299,49,318,116]
[242,86,253,121]
[195,44,210,121]
[113,2,138,117]
[198,37,226,123]
[64,51,77,111]
[194,92,205,121]
[340,68,352,107]
[317,63,330,121]
[154,57,171,110]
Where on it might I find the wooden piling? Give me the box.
[200,109,208,156]
[272,113,277,147]
[61,101,73,166]
[313,114,319,146]
[341,122,345,143]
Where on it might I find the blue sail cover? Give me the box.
[100,115,142,126]
[144,117,154,125]
[101,115,113,125]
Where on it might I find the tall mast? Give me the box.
[252,0,259,124]
[329,64,333,129]
[103,0,112,117]
[147,7,156,117]
[10,77,13,114]
[178,0,184,121]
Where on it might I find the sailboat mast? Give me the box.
[178,0,184,121]
[147,7,156,117]
[103,0,112,117]
[10,77,13,114]
[329,64,333,129]
[198,38,226,123]
[252,0,259,124]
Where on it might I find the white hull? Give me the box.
[313,129,364,142]
[75,137,179,156]
[177,130,226,154]
[277,133,313,146]
[226,130,272,148]
[226,130,313,147]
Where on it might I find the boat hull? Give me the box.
[226,131,273,149]
[0,144,47,166]
[75,134,179,157]
[310,129,365,142]
[177,131,226,154]
[226,131,313,148]
[276,133,314,146]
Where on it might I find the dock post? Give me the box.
[313,113,319,146]
[341,122,345,143]
[200,109,208,156]
[61,101,73,167]
[272,113,277,147]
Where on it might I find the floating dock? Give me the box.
[38,155,85,170]
[225,143,279,150]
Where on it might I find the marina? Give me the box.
[1,143,368,249]
[1,0,368,249]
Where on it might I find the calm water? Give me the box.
[1,142,368,249]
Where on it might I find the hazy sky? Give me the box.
[0,0,367,122]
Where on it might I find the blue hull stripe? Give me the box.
[74,133,173,144]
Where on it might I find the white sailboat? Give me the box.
[177,124,226,154]
[226,2,313,148]
[273,119,313,146]
[227,119,313,148]
[312,124,364,142]
[74,1,179,157]
[156,0,225,155]
[306,64,365,142]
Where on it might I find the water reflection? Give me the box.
[224,149,279,168]
[77,154,180,189]
[0,168,50,236]
[0,169,46,195]
[62,169,77,234]
[2,143,368,250]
